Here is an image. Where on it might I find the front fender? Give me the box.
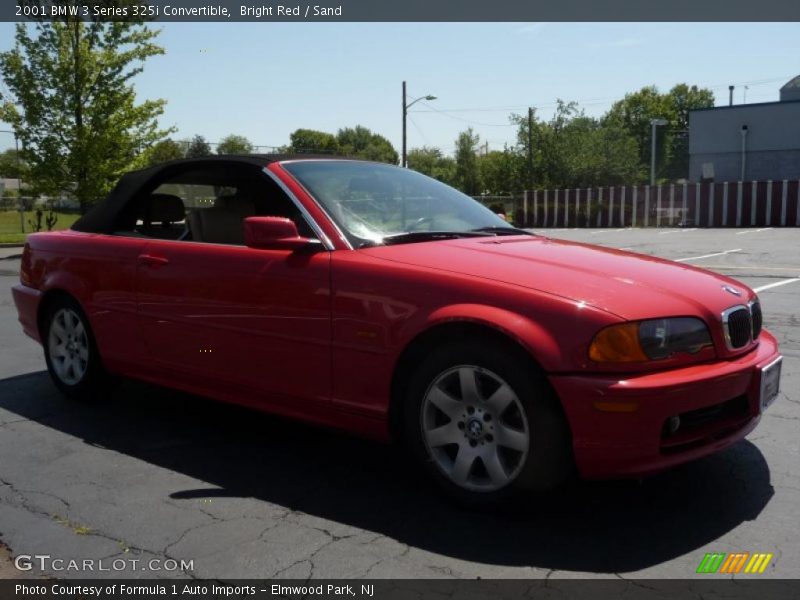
[411,303,564,372]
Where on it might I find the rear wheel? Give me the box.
[43,296,116,401]
[404,341,573,505]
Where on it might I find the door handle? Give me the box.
[138,254,169,267]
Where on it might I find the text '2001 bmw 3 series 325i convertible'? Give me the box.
[12,155,782,504]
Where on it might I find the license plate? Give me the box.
[759,356,782,413]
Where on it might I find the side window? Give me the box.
[114,166,317,245]
[250,178,316,239]
[135,189,189,240]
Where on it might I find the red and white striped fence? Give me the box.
[521,180,800,228]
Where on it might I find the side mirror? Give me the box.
[244,216,318,250]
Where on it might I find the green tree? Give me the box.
[510,109,549,189]
[664,84,714,180]
[477,149,522,195]
[0,148,27,179]
[0,15,170,211]
[217,134,254,155]
[140,139,185,167]
[509,100,643,189]
[604,83,714,182]
[185,135,211,158]
[407,146,456,185]
[565,119,642,187]
[605,86,674,173]
[289,128,339,154]
[336,126,398,164]
[454,128,481,195]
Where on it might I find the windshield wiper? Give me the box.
[380,230,493,245]
[470,226,535,236]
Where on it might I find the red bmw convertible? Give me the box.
[12,156,782,503]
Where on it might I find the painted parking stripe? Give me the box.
[753,278,800,293]
[735,227,774,235]
[675,249,742,262]
[693,265,800,272]
[590,228,627,235]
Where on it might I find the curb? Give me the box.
[0,243,25,248]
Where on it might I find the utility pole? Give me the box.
[402,81,407,168]
[527,107,534,194]
[401,81,437,168]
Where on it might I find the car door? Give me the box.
[135,169,332,407]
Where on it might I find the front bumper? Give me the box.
[12,283,43,343]
[550,330,780,479]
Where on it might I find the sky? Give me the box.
[1,22,799,155]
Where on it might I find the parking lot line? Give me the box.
[675,249,742,262]
[590,228,627,234]
[753,278,800,293]
[736,227,774,235]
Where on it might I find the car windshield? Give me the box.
[282,160,516,246]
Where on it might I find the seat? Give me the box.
[138,194,186,239]
[191,194,256,245]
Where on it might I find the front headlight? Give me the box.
[589,317,712,363]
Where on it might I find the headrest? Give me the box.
[145,194,185,223]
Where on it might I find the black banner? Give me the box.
[2,580,800,600]
[4,0,800,22]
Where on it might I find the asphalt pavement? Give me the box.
[0,228,798,579]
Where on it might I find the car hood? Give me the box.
[362,235,751,321]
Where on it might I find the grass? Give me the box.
[0,210,81,244]
[53,514,92,536]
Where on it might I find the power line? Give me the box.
[408,75,794,116]
[415,101,516,127]
[406,115,431,146]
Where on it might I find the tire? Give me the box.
[42,295,116,402]
[404,340,573,506]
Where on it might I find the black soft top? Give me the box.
[71,154,342,233]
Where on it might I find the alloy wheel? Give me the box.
[48,308,90,386]
[421,365,530,492]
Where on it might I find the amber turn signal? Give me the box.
[589,322,649,363]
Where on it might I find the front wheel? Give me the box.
[43,296,116,401]
[404,341,573,505]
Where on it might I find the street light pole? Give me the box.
[401,81,436,168]
[402,81,407,168]
[527,107,534,193]
[650,118,668,186]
